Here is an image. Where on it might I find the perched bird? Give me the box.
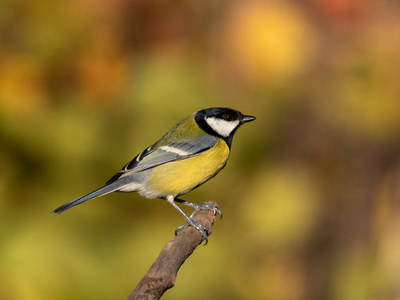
[52,107,256,243]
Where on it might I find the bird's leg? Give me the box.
[174,198,223,219]
[166,196,209,244]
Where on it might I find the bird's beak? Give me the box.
[241,115,256,123]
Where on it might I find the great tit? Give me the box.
[52,107,256,243]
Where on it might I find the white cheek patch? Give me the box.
[205,117,240,137]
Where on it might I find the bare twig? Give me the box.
[127,201,219,300]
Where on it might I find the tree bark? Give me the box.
[127,201,219,300]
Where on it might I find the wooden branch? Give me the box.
[127,201,219,300]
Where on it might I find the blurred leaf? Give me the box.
[221,1,317,86]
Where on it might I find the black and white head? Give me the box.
[195,107,256,146]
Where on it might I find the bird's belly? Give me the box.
[143,139,229,198]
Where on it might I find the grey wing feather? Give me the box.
[106,135,218,184]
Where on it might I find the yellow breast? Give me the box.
[143,138,229,198]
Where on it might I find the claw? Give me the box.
[175,224,186,235]
[189,203,222,220]
[201,203,223,220]
[175,220,209,245]
[175,199,223,220]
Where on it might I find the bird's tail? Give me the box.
[52,181,127,214]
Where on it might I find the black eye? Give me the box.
[223,114,233,121]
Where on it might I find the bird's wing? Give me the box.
[105,135,218,185]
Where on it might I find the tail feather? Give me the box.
[52,181,126,214]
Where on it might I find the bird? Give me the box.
[52,107,256,243]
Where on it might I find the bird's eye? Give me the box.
[223,114,233,121]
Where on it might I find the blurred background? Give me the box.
[1,0,400,299]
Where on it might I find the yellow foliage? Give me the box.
[0,56,47,115]
[222,1,316,84]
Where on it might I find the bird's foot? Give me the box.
[174,198,223,220]
[175,219,209,245]
[189,203,223,220]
